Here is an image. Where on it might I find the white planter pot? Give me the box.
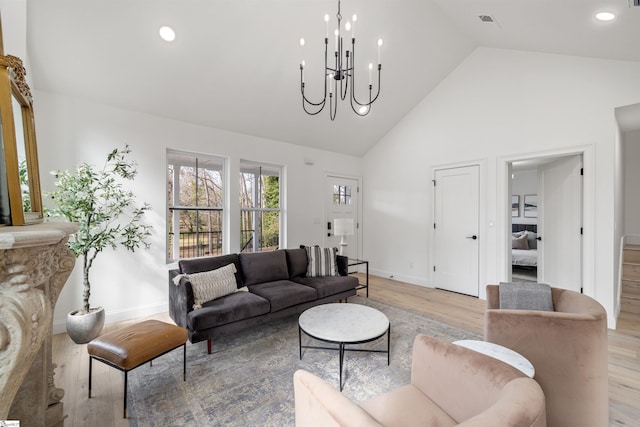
[66,306,105,344]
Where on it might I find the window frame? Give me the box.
[166,150,226,262]
[239,160,283,253]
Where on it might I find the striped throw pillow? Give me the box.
[305,246,338,277]
[188,263,238,309]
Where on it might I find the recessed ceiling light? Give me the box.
[595,11,616,22]
[159,26,176,42]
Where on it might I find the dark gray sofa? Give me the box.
[169,248,358,353]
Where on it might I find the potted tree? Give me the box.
[49,146,152,344]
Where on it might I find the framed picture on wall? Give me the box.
[524,195,537,218]
[512,195,520,217]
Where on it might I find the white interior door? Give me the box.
[433,165,480,297]
[325,175,359,259]
[538,155,583,293]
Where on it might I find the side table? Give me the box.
[348,258,369,297]
[453,339,535,378]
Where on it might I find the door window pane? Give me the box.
[333,184,351,205]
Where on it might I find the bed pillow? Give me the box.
[512,232,529,250]
[305,246,338,277]
[527,231,538,249]
[187,263,239,309]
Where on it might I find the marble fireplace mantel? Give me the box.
[0,221,78,426]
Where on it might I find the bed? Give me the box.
[512,224,538,267]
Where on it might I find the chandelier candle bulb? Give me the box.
[378,38,383,64]
[325,14,330,37]
[352,14,357,38]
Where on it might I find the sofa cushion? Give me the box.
[248,280,317,312]
[187,291,270,331]
[239,250,289,286]
[293,275,359,298]
[305,246,338,277]
[187,263,239,309]
[179,253,243,287]
[286,248,308,279]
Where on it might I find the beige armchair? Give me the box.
[294,334,546,427]
[484,285,608,427]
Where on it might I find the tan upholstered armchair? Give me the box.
[484,285,608,427]
[294,334,546,427]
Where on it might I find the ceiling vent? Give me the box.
[478,15,495,23]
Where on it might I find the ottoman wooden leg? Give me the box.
[123,370,128,418]
[88,357,93,398]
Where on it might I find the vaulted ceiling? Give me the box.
[26,0,640,156]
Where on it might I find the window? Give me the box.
[333,184,352,205]
[239,161,281,252]
[167,151,224,262]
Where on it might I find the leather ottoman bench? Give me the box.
[87,319,188,418]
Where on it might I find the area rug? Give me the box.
[127,297,480,427]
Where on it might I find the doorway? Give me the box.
[509,154,583,293]
[324,175,360,260]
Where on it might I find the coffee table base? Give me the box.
[299,325,391,391]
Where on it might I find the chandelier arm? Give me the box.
[348,71,370,116]
[329,93,337,121]
[302,97,327,115]
[300,38,332,110]
[350,65,381,107]
[340,49,350,101]
[301,78,327,107]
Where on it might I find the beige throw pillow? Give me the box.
[188,263,238,309]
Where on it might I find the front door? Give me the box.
[433,165,480,297]
[325,175,359,259]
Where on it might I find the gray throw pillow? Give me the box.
[512,233,529,250]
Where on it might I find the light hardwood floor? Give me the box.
[51,275,640,426]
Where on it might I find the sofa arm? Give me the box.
[293,370,383,427]
[168,269,194,329]
[458,378,546,427]
[336,255,349,276]
[410,334,533,423]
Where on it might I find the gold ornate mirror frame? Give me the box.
[0,17,43,226]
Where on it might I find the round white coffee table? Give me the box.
[453,339,535,378]
[298,303,390,391]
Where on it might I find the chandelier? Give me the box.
[299,0,383,120]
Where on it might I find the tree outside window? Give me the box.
[167,151,224,261]
[240,161,281,252]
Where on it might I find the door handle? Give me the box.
[466,235,478,240]
[536,236,542,241]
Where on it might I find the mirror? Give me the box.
[0,21,43,225]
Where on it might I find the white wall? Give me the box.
[363,47,640,328]
[624,130,640,236]
[34,91,362,333]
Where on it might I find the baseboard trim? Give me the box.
[52,302,168,335]
[368,268,431,288]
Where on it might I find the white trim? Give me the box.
[498,145,594,298]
